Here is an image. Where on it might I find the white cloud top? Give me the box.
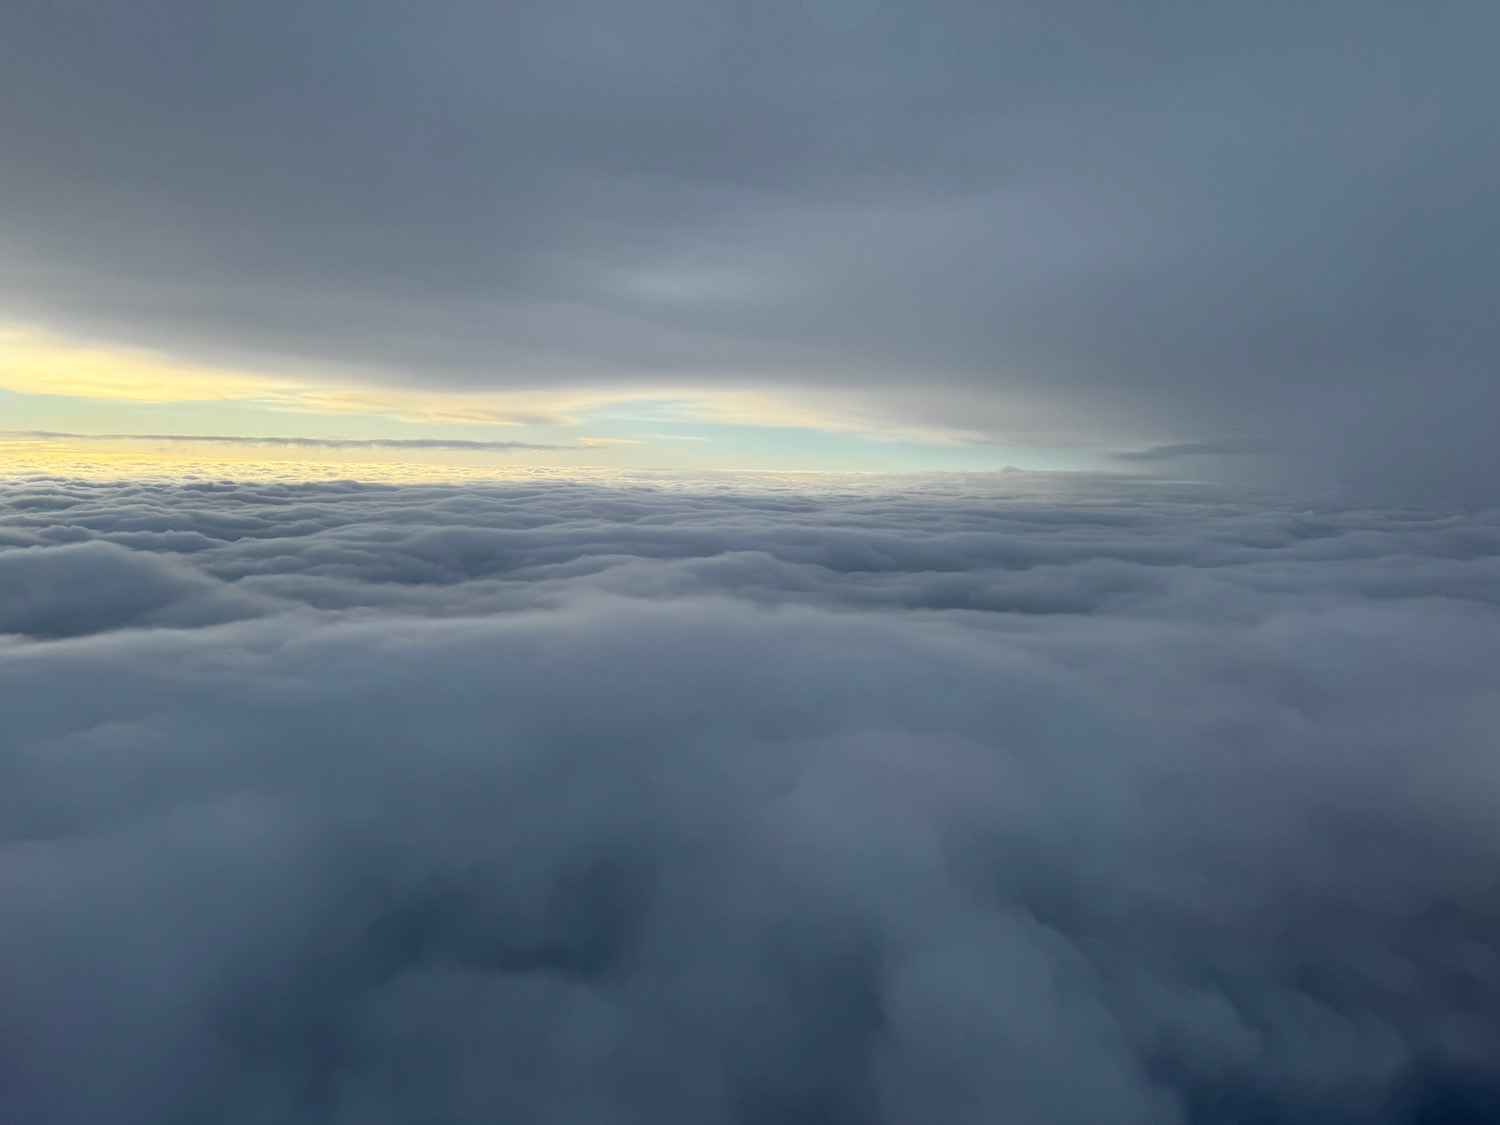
[2,471,1499,1121]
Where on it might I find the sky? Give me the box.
[2,0,1497,485]
[7,8,1500,1123]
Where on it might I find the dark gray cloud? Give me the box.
[1110,437,1292,463]
[4,471,1500,1122]
[0,538,270,636]
[2,2,1498,489]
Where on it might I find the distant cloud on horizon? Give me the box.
[1109,436,1292,462]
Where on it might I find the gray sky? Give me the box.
[1,1,1497,488]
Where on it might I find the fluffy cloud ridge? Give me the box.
[2,471,1500,1123]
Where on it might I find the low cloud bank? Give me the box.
[3,472,1500,1123]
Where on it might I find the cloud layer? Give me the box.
[2,2,1499,484]
[3,470,1500,1122]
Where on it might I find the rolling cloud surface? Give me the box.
[3,471,1500,1122]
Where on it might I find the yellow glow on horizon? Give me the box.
[0,439,605,482]
[0,325,282,402]
[0,324,606,425]
[0,433,631,479]
[0,321,993,446]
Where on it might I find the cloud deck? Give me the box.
[3,472,1500,1122]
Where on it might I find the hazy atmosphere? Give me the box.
[3,3,1500,1123]
[4,1,1499,482]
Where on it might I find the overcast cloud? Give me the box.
[5,5,1500,1120]
[2,2,1498,486]
[3,470,1500,1122]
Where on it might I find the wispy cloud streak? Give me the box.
[1110,436,1290,462]
[4,430,575,452]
